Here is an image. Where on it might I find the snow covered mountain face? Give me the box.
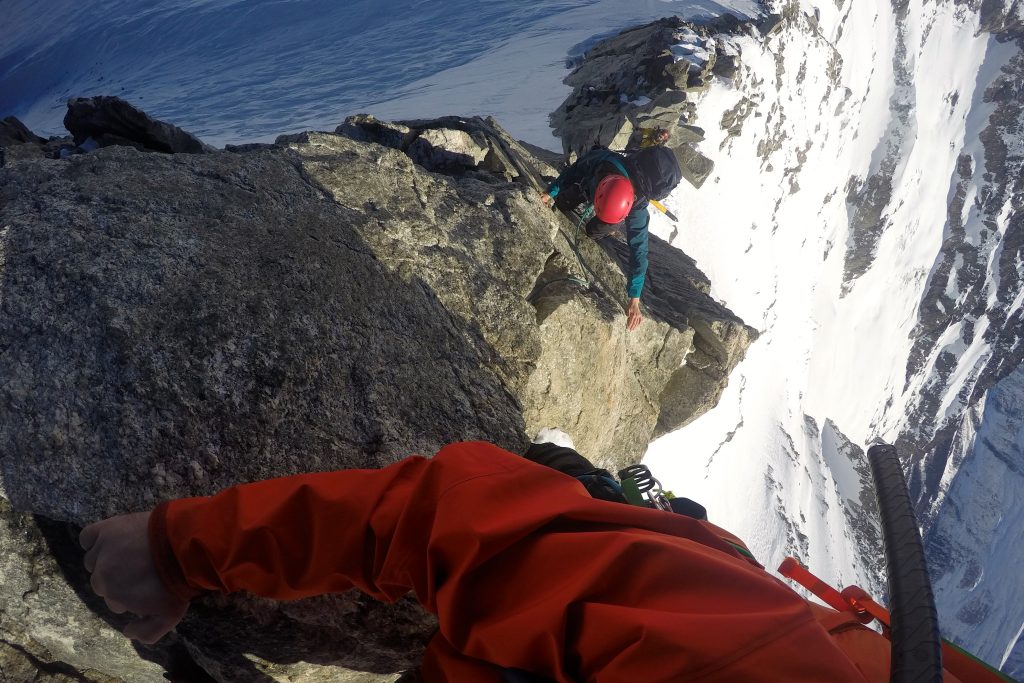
[636,0,1023,676]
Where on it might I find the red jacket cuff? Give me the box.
[148,500,204,602]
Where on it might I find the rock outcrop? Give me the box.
[0,116,70,167]
[0,94,753,679]
[0,116,44,147]
[63,96,212,154]
[0,97,212,169]
[0,498,203,683]
[551,16,755,189]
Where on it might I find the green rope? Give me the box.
[553,208,626,313]
[943,640,1016,681]
[572,210,589,274]
[471,121,625,313]
[727,542,757,561]
[526,276,590,303]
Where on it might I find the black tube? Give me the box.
[868,443,943,683]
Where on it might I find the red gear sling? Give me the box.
[147,441,950,682]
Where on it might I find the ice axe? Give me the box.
[649,199,678,222]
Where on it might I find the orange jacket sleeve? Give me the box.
[149,441,873,682]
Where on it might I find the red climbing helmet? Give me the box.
[594,174,634,224]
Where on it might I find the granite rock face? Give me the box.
[596,232,755,436]
[0,498,187,683]
[0,106,754,681]
[0,139,532,523]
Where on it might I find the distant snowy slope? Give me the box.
[645,3,906,597]
[926,364,1024,673]
[644,0,1022,674]
[0,0,760,148]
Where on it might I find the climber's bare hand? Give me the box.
[627,298,644,331]
[80,511,189,644]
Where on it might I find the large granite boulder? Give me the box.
[334,113,414,149]
[596,233,754,434]
[0,105,753,680]
[675,143,716,189]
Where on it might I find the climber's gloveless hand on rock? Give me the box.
[627,297,643,331]
[80,511,188,644]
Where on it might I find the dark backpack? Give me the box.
[624,146,682,201]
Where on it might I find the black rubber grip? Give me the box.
[868,443,943,683]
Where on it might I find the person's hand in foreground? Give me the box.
[627,298,643,331]
[80,511,189,644]
[539,191,553,207]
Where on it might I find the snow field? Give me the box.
[646,13,887,591]
[646,0,1009,606]
[648,0,1023,667]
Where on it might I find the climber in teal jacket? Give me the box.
[540,146,681,332]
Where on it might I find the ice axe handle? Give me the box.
[649,199,678,222]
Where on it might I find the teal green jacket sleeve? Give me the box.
[547,156,587,199]
[546,166,571,199]
[625,200,650,299]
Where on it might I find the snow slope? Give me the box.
[926,364,1024,671]
[644,0,1023,674]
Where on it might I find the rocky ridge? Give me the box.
[0,75,755,681]
[551,15,762,191]
[547,16,763,435]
